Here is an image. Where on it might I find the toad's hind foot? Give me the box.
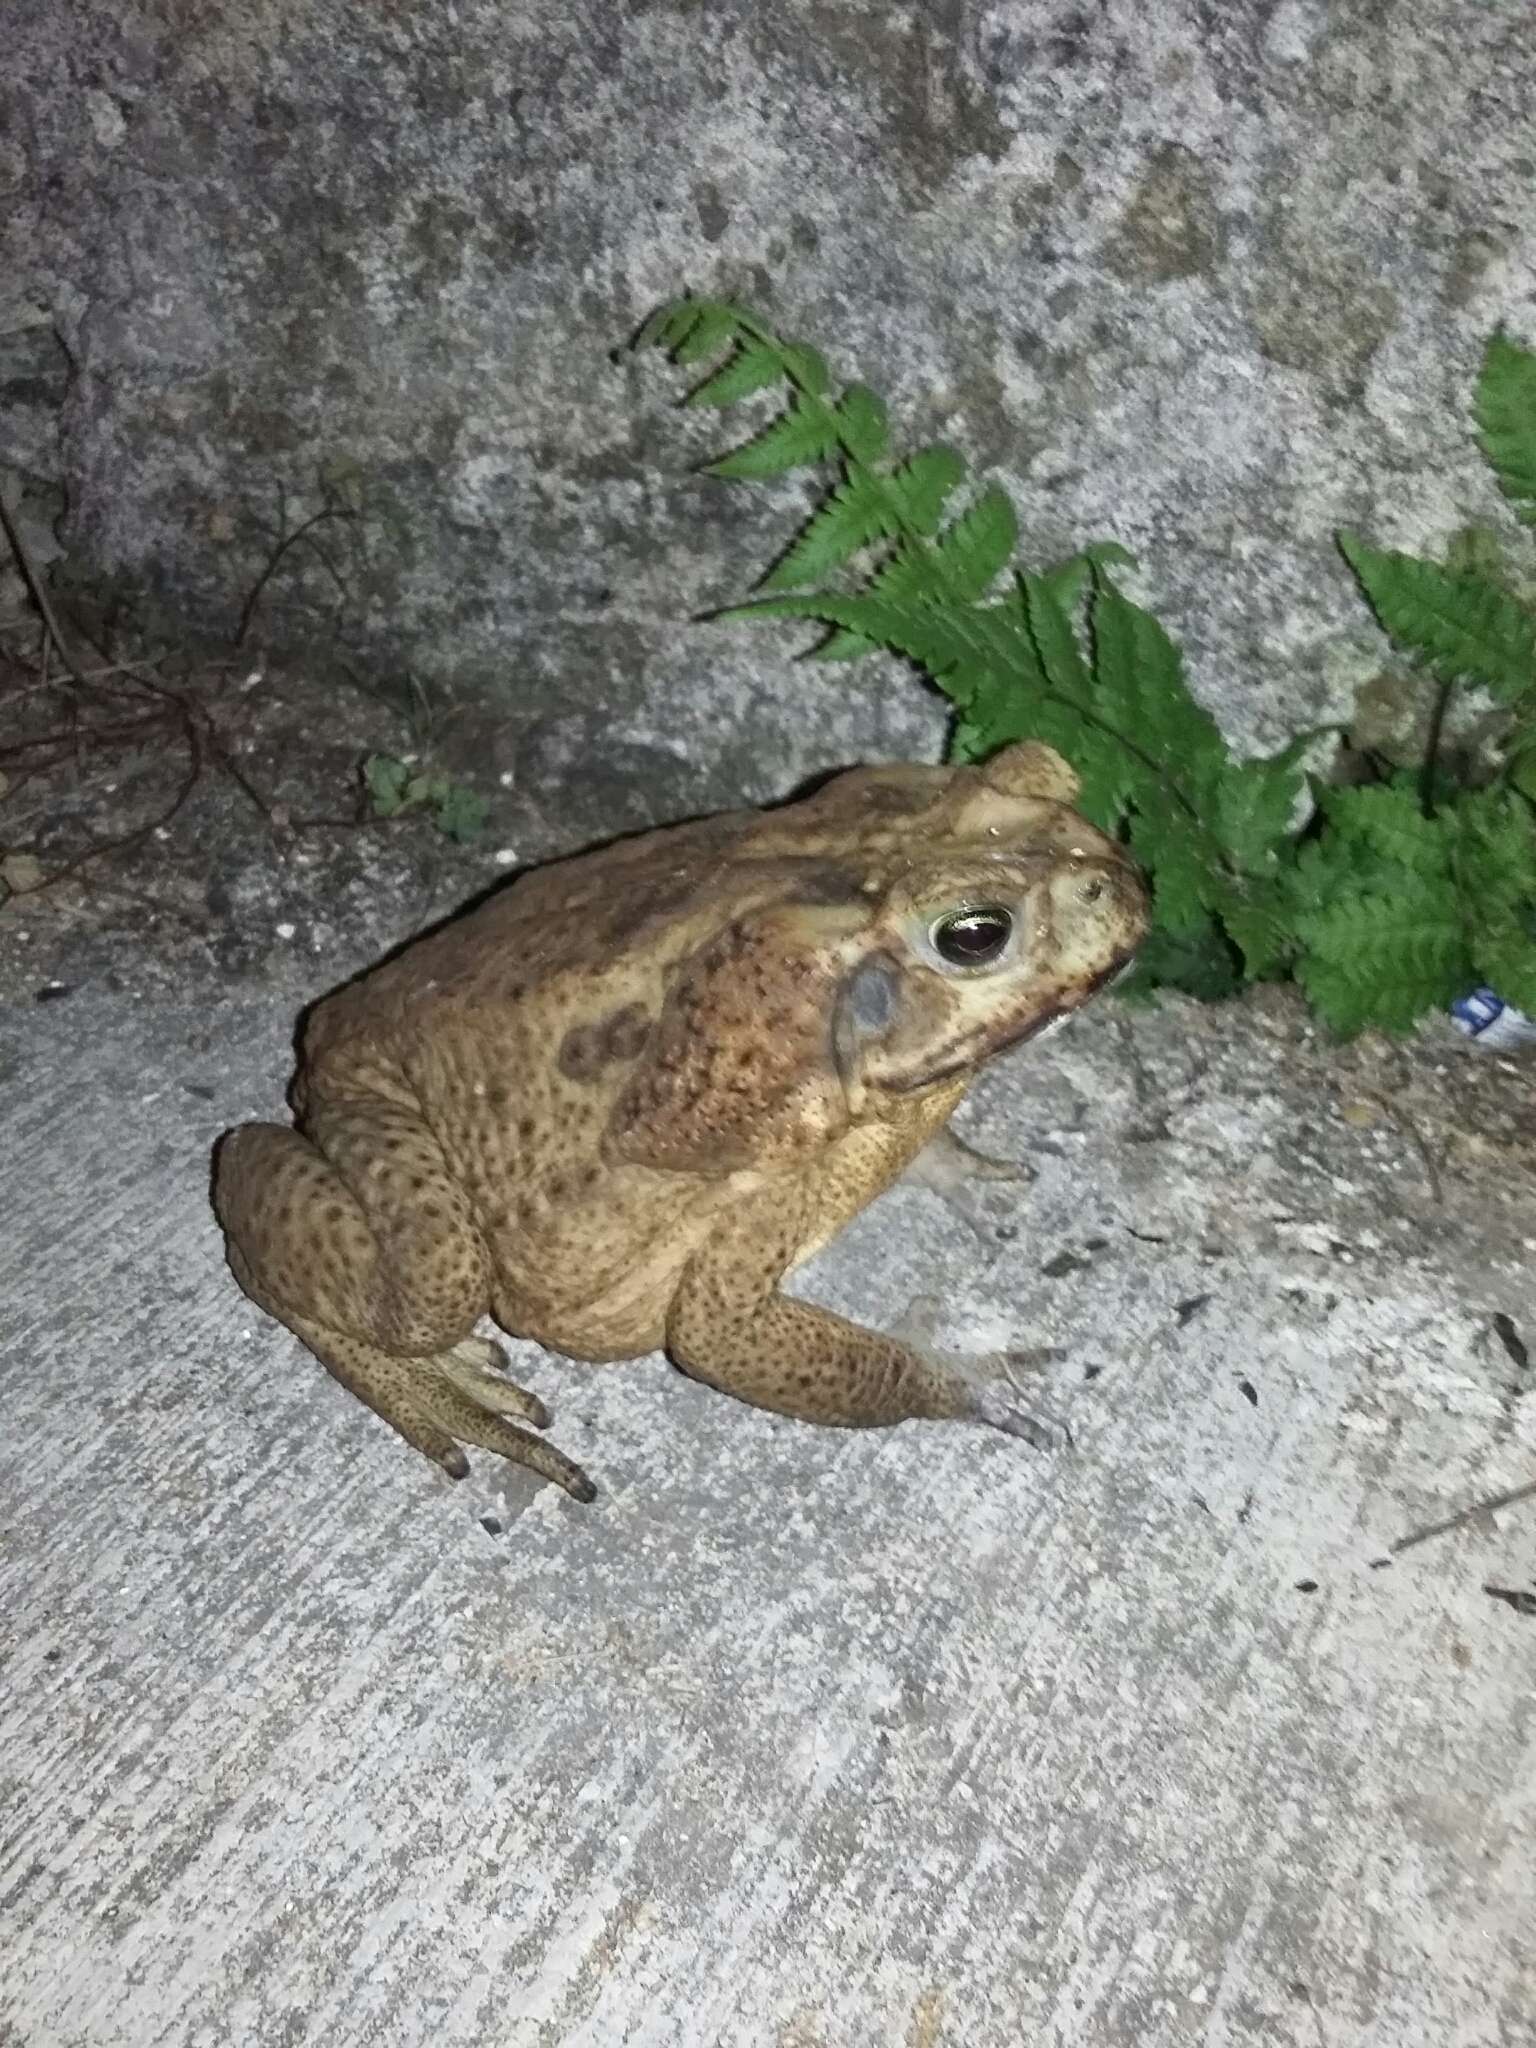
[288,1319,596,1503]
[438,1336,551,1428]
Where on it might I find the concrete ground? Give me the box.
[3,973,1534,2047]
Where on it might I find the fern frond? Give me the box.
[635,296,703,352]
[1211,752,1306,874]
[1121,918,1243,1002]
[1338,532,1536,706]
[758,476,901,591]
[869,489,1018,608]
[1020,571,1090,698]
[717,590,991,693]
[930,488,1018,598]
[684,343,783,407]
[887,447,967,535]
[1294,883,1469,1035]
[1472,930,1536,1013]
[950,694,1113,790]
[640,296,743,365]
[1129,809,1227,937]
[641,297,1536,1037]
[705,399,843,479]
[1038,543,1137,619]
[778,342,831,395]
[1219,880,1295,980]
[869,539,952,605]
[1452,787,1536,1010]
[803,626,882,663]
[1090,576,1228,798]
[835,385,890,463]
[1474,330,1536,526]
[1311,783,1446,879]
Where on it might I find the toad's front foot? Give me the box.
[968,1377,1074,1452]
[892,1297,1073,1453]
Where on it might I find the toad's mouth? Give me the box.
[1018,952,1140,1038]
[1004,950,1142,1048]
[899,950,1140,1093]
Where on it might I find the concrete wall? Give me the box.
[5,0,1536,814]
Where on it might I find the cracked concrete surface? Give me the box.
[3,973,1533,2047]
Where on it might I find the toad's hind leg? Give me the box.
[214,1118,595,1501]
[272,1315,596,1501]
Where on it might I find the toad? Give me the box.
[214,741,1148,1501]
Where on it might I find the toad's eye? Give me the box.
[929,904,1014,968]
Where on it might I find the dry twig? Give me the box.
[1389,1477,1536,1556]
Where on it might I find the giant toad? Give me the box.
[214,741,1148,1500]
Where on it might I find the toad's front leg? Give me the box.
[665,1160,1066,1453]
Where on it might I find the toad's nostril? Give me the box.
[1081,877,1105,903]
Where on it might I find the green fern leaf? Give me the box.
[1452,784,1535,880]
[1291,956,1385,1037]
[1211,751,1305,873]
[758,476,899,591]
[1130,807,1226,937]
[1445,522,1514,585]
[635,297,702,351]
[1313,783,1447,879]
[685,343,784,407]
[871,539,951,605]
[1338,532,1536,705]
[1122,918,1243,1001]
[941,602,1050,708]
[1090,577,1229,799]
[706,399,841,479]
[929,487,1018,598]
[1020,571,1090,698]
[835,384,890,464]
[949,718,992,765]
[874,491,1017,607]
[1009,571,1137,822]
[804,626,881,662]
[1285,833,1352,920]
[717,590,977,687]
[1219,877,1295,980]
[1014,548,1143,807]
[1452,787,1536,1008]
[1473,931,1536,1012]
[1037,543,1137,619]
[954,694,1109,793]
[727,589,1055,755]
[1294,881,1469,1035]
[642,297,742,366]
[1474,330,1536,526]
[780,342,831,395]
[888,447,966,535]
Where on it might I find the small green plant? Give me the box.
[638,298,1536,1034]
[362,753,488,843]
[1318,333,1536,1029]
